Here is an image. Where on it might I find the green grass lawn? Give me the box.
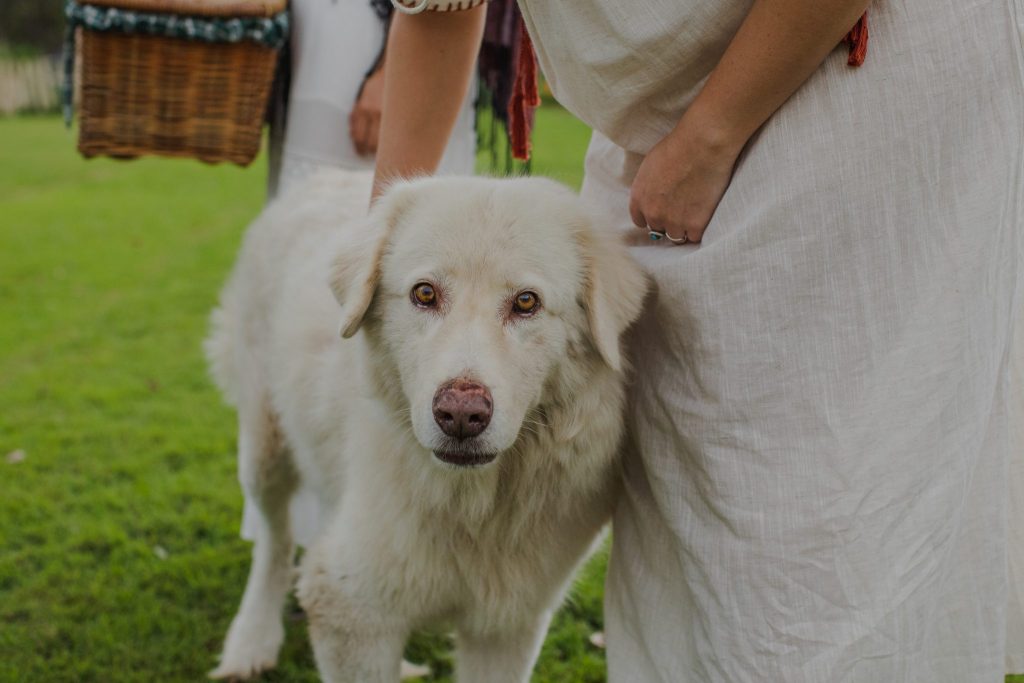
[0,108,599,683]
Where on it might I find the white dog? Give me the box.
[205,170,647,682]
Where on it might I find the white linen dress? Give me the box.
[512,0,1024,680]
[1011,302,1024,676]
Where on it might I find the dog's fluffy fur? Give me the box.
[206,170,647,682]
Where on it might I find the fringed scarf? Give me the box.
[476,0,535,166]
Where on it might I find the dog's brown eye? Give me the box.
[412,283,437,307]
[512,291,540,315]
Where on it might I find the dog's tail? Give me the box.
[204,291,240,408]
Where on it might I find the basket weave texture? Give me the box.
[86,0,285,17]
[78,29,277,165]
[71,0,286,166]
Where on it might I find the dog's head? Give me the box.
[330,176,647,468]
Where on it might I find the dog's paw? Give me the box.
[209,614,285,680]
[400,659,431,679]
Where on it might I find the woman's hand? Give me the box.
[629,0,871,244]
[350,64,386,157]
[629,112,745,244]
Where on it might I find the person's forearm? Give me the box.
[373,7,485,199]
[629,1,870,241]
[682,0,870,154]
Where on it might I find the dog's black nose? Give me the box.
[432,379,492,439]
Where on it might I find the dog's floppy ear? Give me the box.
[329,183,414,338]
[577,224,649,372]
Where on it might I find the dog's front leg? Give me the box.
[455,612,553,683]
[309,623,406,683]
[298,553,408,683]
[211,407,298,680]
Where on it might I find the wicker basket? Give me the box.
[72,0,287,166]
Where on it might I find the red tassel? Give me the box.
[843,12,868,67]
[508,21,540,161]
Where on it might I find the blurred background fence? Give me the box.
[0,55,61,115]
[1,0,64,115]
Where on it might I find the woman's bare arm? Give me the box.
[696,0,869,150]
[631,0,871,242]
[372,7,485,199]
[373,1,869,234]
